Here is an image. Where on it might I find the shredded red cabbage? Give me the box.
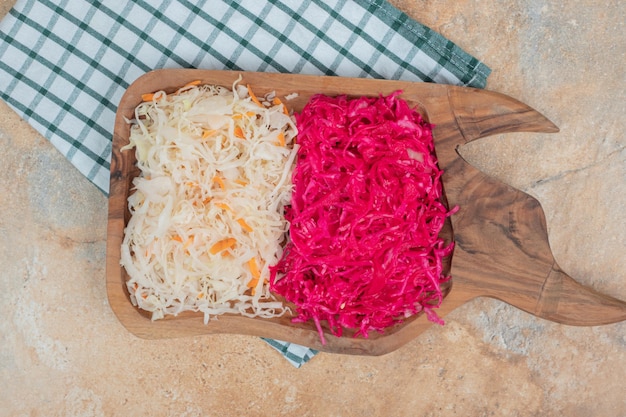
[270,92,454,344]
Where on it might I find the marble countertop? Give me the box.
[1,1,624,416]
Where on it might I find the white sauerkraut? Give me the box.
[120,77,298,322]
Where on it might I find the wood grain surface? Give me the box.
[106,69,626,355]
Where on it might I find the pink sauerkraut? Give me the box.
[270,92,454,343]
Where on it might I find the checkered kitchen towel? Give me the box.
[0,0,490,367]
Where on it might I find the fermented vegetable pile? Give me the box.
[270,92,454,344]
[120,78,298,322]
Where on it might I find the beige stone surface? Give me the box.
[0,1,624,416]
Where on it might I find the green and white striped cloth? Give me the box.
[0,0,490,367]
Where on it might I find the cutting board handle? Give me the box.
[449,87,560,142]
[535,264,626,325]
[430,86,626,326]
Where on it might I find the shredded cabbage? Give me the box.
[120,77,298,322]
[270,92,454,343]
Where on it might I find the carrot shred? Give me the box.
[274,98,289,115]
[212,176,226,190]
[172,235,183,243]
[214,202,231,211]
[248,258,261,294]
[248,258,261,280]
[234,179,248,186]
[277,132,286,146]
[141,91,165,102]
[272,97,290,116]
[234,126,245,139]
[232,113,243,120]
[202,129,216,139]
[246,84,263,107]
[175,80,203,95]
[237,218,253,232]
[209,238,236,255]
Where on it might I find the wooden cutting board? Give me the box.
[106,70,626,355]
